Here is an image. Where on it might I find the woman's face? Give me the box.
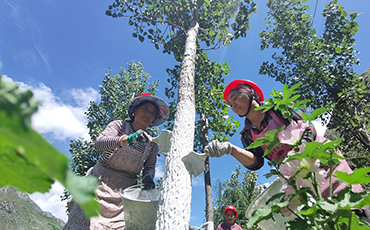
[225,210,236,225]
[133,102,157,128]
[227,90,251,116]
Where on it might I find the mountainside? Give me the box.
[0,186,65,230]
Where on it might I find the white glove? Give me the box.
[204,140,232,158]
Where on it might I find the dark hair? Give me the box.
[129,100,159,122]
[232,85,262,104]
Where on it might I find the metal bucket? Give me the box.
[246,179,294,230]
[120,184,161,230]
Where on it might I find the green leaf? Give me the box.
[65,172,100,217]
[301,107,329,122]
[138,35,145,42]
[335,46,342,54]
[0,143,54,193]
[246,207,273,228]
[348,212,370,229]
[0,77,100,218]
[0,111,69,189]
[286,218,311,230]
[333,187,370,209]
[334,167,370,185]
[318,200,338,212]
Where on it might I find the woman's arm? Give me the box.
[142,143,159,179]
[231,145,264,170]
[94,120,126,151]
[230,145,256,167]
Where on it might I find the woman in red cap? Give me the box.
[204,80,363,199]
[217,205,242,230]
[63,93,169,229]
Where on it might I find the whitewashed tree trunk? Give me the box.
[155,18,200,230]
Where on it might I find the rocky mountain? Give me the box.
[0,186,65,230]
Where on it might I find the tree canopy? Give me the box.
[106,0,257,61]
[68,61,160,178]
[213,165,264,230]
[259,0,370,164]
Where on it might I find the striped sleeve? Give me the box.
[94,120,126,162]
[292,108,304,121]
[292,108,317,142]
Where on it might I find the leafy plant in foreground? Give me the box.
[0,75,100,218]
[246,83,370,229]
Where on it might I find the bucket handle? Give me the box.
[119,184,145,194]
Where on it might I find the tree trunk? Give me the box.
[201,113,214,230]
[155,20,199,230]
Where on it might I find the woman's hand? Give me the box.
[127,129,152,145]
[143,176,155,190]
[204,140,232,157]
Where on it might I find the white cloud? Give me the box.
[29,181,68,223]
[155,160,165,179]
[3,76,98,141]
[192,174,205,187]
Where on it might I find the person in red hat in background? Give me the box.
[204,80,365,215]
[63,93,169,230]
[217,205,242,230]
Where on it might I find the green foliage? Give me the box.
[68,61,159,178]
[257,83,310,121]
[106,0,257,61]
[259,0,370,163]
[105,0,258,225]
[246,83,370,229]
[0,75,99,218]
[63,61,162,207]
[164,50,239,150]
[213,165,265,230]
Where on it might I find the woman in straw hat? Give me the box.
[63,93,169,229]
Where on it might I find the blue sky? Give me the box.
[1,0,370,227]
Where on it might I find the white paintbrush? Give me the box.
[182,151,208,177]
[149,130,172,153]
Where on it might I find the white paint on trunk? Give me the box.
[156,20,199,229]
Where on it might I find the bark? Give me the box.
[155,18,199,230]
[201,113,214,230]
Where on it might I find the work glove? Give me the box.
[142,176,155,190]
[204,140,232,158]
[128,129,151,145]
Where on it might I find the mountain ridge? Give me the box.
[0,186,65,230]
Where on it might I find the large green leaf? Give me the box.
[0,76,100,218]
[334,167,370,185]
[0,111,69,182]
[246,207,273,228]
[65,172,100,217]
[333,187,370,209]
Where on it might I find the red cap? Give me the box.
[224,205,238,217]
[223,80,264,103]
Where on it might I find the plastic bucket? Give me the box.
[120,185,161,230]
[245,179,294,230]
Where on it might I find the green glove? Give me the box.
[128,129,151,145]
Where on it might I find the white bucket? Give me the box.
[245,179,294,230]
[120,184,161,230]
